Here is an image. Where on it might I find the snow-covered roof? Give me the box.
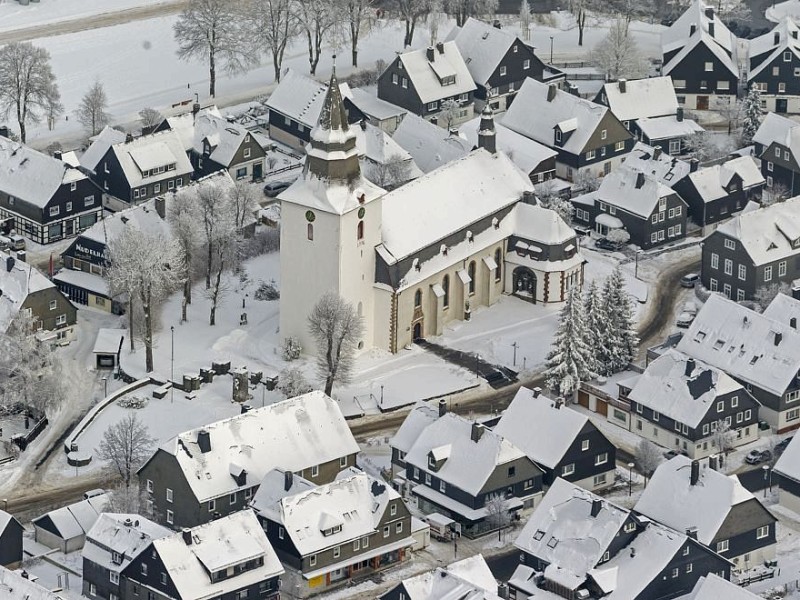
[0,251,59,333]
[161,105,223,151]
[80,126,127,173]
[78,197,171,247]
[494,388,590,469]
[663,31,738,78]
[148,391,360,502]
[447,18,522,86]
[676,294,800,396]
[348,88,407,121]
[379,149,531,262]
[0,137,88,208]
[391,554,501,600]
[686,574,762,600]
[192,113,252,166]
[53,269,109,297]
[637,115,704,140]
[598,77,679,122]
[662,0,736,56]
[595,165,677,219]
[775,431,800,481]
[622,142,692,186]
[83,514,170,573]
[152,510,282,599]
[762,292,800,327]
[109,130,193,188]
[266,69,352,128]
[390,401,444,454]
[502,79,614,155]
[0,566,66,600]
[753,111,800,150]
[635,455,756,544]
[686,156,764,203]
[0,510,19,536]
[253,468,404,556]
[628,349,744,428]
[355,121,418,171]
[514,203,577,246]
[749,18,800,79]
[405,412,528,495]
[32,494,109,541]
[460,117,557,174]
[396,41,476,103]
[280,160,384,216]
[514,478,630,581]
[714,195,800,266]
[391,113,472,173]
[92,328,125,355]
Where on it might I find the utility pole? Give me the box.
[170,326,175,404]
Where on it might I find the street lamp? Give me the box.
[628,462,635,496]
[476,354,481,382]
[511,342,518,367]
[1,499,7,512]
[170,326,175,404]
[763,465,771,498]
[549,36,554,64]
[101,376,107,398]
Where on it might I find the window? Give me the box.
[686,563,693,573]
[392,73,398,85]
[333,546,340,558]
[208,499,215,511]
[402,77,408,88]
[780,261,787,276]
[711,253,719,269]
[85,196,95,207]
[154,183,161,194]
[723,283,731,298]
[307,223,313,241]
[499,66,507,76]
[390,502,397,516]
[235,167,247,179]
[717,81,730,90]
[555,130,562,143]
[177,178,183,186]
[710,278,717,291]
[468,261,476,295]
[785,50,793,61]
[353,538,360,551]
[243,147,251,159]
[586,150,596,160]
[595,452,608,465]
[615,141,625,152]
[581,439,590,451]
[523,59,530,69]
[141,564,148,576]
[601,129,607,140]
[230,492,237,505]
[383,526,390,538]
[755,525,770,539]
[724,259,732,275]
[724,239,735,250]
[780,82,787,93]
[160,573,167,585]
[310,554,317,566]
[738,264,746,280]
[705,62,713,71]
[340,456,348,468]
[427,101,438,111]
[442,275,450,309]
[672,568,679,578]
[49,299,57,311]
[311,464,319,477]
[90,584,97,596]
[425,473,431,485]
[110,571,120,584]
[362,536,369,548]
[166,510,174,524]
[669,140,681,154]
[396,521,403,533]
[562,463,575,476]
[652,214,658,224]
[716,540,728,552]
[166,488,173,502]
[495,248,502,282]
[440,480,446,492]
[653,411,660,422]
[765,266,773,282]
[146,479,153,493]
[357,220,364,241]
[49,206,60,217]
[414,289,422,308]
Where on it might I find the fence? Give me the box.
[13,416,48,451]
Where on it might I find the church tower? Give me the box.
[477,105,497,154]
[278,69,385,356]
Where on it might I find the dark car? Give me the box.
[594,238,624,251]
[263,180,292,197]
[776,437,794,456]
[663,449,688,460]
[680,273,700,288]
[745,449,772,464]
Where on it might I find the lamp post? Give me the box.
[476,354,481,383]
[763,465,771,498]
[101,376,107,398]
[511,342,518,367]
[1,499,7,511]
[170,326,175,404]
[628,462,635,496]
[549,36,554,64]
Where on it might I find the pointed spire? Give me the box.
[478,105,496,154]
[315,69,350,135]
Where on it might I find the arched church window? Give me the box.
[442,275,450,309]
[494,248,502,282]
[307,223,314,241]
[468,261,476,295]
[414,289,422,308]
[357,220,364,241]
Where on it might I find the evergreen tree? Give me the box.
[545,286,598,397]
[741,86,764,147]
[584,279,611,376]
[603,267,638,371]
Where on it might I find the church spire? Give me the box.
[477,104,496,154]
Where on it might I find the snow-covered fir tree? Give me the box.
[584,279,611,376]
[545,286,598,397]
[602,266,638,371]
[741,86,764,147]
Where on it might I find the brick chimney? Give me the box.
[426,47,435,62]
[197,429,211,453]
[438,398,447,417]
[471,422,485,443]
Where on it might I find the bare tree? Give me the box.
[228,180,259,229]
[593,19,647,81]
[278,366,314,397]
[395,0,432,47]
[714,96,743,137]
[761,181,791,206]
[485,493,512,541]
[206,211,240,327]
[97,413,155,488]
[308,292,364,395]
[754,282,791,312]
[195,179,232,289]
[537,183,574,223]
[139,107,164,133]
[711,419,736,458]
[519,0,532,40]
[575,0,589,46]
[427,0,445,45]
[75,80,110,136]
[169,187,202,322]
[438,98,463,130]
[338,0,375,67]
[635,439,662,485]
[174,0,250,97]
[294,0,339,76]
[444,0,498,27]
[0,42,62,142]
[249,0,295,82]
[573,169,600,191]
[685,131,736,163]
[363,154,413,189]
[107,483,161,521]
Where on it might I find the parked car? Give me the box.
[663,449,688,459]
[775,437,794,456]
[745,449,772,464]
[594,238,624,251]
[680,273,700,288]
[263,180,292,197]
[676,312,695,328]
[83,488,106,500]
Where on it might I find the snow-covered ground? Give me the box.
[0,0,172,33]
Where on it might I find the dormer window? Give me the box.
[442,75,455,86]
[322,524,342,536]
[555,130,562,143]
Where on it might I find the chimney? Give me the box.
[705,6,714,19]
[21,571,28,579]
[690,23,697,36]
[497,583,510,599]
[709,454,717,471]
[5,256,13,272]
[590,499,603,518]
[547,84,557,102]
[154,196,166,219]
[791,317,797,329]
[775,31,781,45]
[192,98,201,122]
[533,387,542,398]
[630,548,636,558]
[618,78,627,93]
[793,30,798,39]
[690,158,699,172]
[685,358,695,377]
[53,150,62,160]
[426,47,435,62]
[182,528,192,545]
[197,429,211,453]
[125,132,133,143]
[124,518,133,527]
[438,398,447,417]
[690,460,700,486]
[478,105,497,154]
[471,422,485,443]
[676,107,684,122]
[437,41,445,54]
[708,22,715,37]
[635,172,645,189]
[284,470,293,491]
[653,147,662,160]
[493,19,502,29]
[16,251,25,263]
[686,527,698,539]
[775,331,783,346]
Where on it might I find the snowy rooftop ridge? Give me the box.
[752,111,799,150]
[662,0,736,55]
[392,113,472,173]
[0,250,59,332]
[686,156,764,203]
[686,574,762,599]
[598,76,679,122]
[83,513,170,573]
[266,69,353,128]
[80,125,127,173]
[748,18,800,80]
[191,113,251,166]
[595,164,678,219]
[622,142,691,187]
[459,117,557,174]
[0,566,66,600]
[393,554,502,600]
[32,493,110,541]
[395,41,476,104]
[390,400,444,454]
[447,17,523,86]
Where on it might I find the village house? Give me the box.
[0,511,23,570]
[137,391,360,529]
[0,566,67,600]
[391,112,473,173]
[773,433,800,515]
[752,111,798,158]
[31,493,110,554]
[390,399,448,479]
[755,116,800,195]
[748,18,800,114]
[379,555,503,600]
[347,88,407,134]
[686,574,763,600]
[620,142,693,187]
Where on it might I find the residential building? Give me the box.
[355,120,422,189]
[572,164,688,249]
[635,456,777,570]
[0,251,77,342]
[121,510,283,600]
[79,126,128,177]
[502,79,633,182]
[31,493,110,553]
[752,111,798,158]
[0,510,23,569]
[251,468,413,596]
[673,155,765,230]
[391,112,472,173]
[635,111,704,156]
[677,294,800,431]
[494,387,617,492]
[662,0,739,110]
[348,88,407,134]
[447,18,562,113]
[379,555,503,600]
[509,478,733,600]
[377,41,476,128]
[0,566,67,600]
[188,113,267,181]
[627,350,760,458]
[137,391,360,528]
[390,399,448,479]
[757,119,800,195]
[403,412,544,536]
[620,142,693,187]
[0,138,103,245]
[748,18,800,113]
[700,196,800,301]
[82,513,170,600]
[774,434,800,514]
[686,574,763,600]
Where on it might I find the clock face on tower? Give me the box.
[305,210,316,222]
[358,207,366,219]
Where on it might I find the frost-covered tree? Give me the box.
[607,228,630,245]
[445,0,498,27]
[537,184,574,223]
[519,0,532,40]
[685,131,736,163]
[0,42,62,142]
[338,0,374,67]
[250,0,295,82]
[593,19,647,81]
[741,86,764,147]
[76,80,110,136]
[308,292,364,395]
[97,413,155,488]
[545,286,598,397]
[174,0,250,97]
[754,282,790,312]
[169,187,202,322]
[584,279,611,375]
[485,493,511,540]
[603,266,638,371]
[278,366,314,397]
[294,0,339,76]
[107,483,160,520]
[438,98,462,130]
[364,154,413,189]
[573,169,600,192]
[761,181,791,207]
[427,0,445,46]
[139,107,163,133]
[228,180,259,230]
[636,439,662,485]
[394,0,432,47]
[712,419,736,456]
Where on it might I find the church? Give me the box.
[279,74,585,354]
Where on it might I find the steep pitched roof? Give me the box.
[686,574,762,600]
[0,251,60,332]
[685,156,764,203]
[460,117,557,174]
[762,292,800,326]
[662,32,738,78]
[662,0,736,56]
[775,432,800,481]
[388,555,502,600]
[598,77,679,122]
[392,113,472,173]
[447,18,522,86]
[749,18,800,79]
[0,566,66,600]
[32,494,110,541]
[595,164,678,219]
[192,113,252,166]
[108,130,194,188]
[753,111,800,150]
[621,142,692,186]
[390,401,444,455]
[80,126,127,173]
[266,69,352,128]
[83,514,170,573]
[396,41,476,103]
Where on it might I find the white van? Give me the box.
[7,234,25,251]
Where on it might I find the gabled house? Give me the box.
[379,554,502,600]
[748,18,800,113]
[189,113,267,181]
[572,164,688,248]
[356,120,422,189]
[661,0,739,110]
[121,510,283,600]
[686,574,763,599]
[251,468,413,597]
[82,513,170,600]
[635,111,704,156]
[32,493,110,553]
[673,155,765,230]
[494,387,617,492]
[758,120,800,195]
[700,196,800,301]
[502,79,633,182]
[774,433,800,514]
[0,566,67,600]
[635,456,777,570]
[390,399,447,478]
[403,411,544,536]
[0,138,103,245]
[0,510,23,569]
[620,142,693,188]
[752,111,798,158]
[677,294,800,431]
[509,478,733,600]
[447,18,560,113]
[137,391,361,529]
[627,350,760,458]
[348,88,407,134]
[377,41,476,128]
[391,112,472,173]
[78,125,127,176]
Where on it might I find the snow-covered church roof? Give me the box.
[460,117,557,175]
[392,113,473,173]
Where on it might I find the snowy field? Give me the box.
[0,0,172,33]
